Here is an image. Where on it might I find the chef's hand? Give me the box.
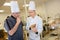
[16,16,21,24]
[30,24,36,28]
[31,27,37,32]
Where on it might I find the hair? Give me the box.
[7,16,10,18]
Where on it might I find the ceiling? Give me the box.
[0,0,49,13]
[0,0,60,17]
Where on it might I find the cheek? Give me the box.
[15,14,19,16]
[33,13,35,15]
[15,15,17,16]
[29,13,33,15]
[15,15,18,17]
[16,14,18,16]
[31,13,34,15]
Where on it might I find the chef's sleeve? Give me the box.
[37,18,43,35]
[4,19,10,32]
[4,19,14,33]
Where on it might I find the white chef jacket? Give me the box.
[26,15,43,40]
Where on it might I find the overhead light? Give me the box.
[3,2,10,6]
[23,4,29,7]
[0,10,4,12]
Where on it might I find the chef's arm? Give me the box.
[8,17,21,36]
[36,19,43,35]
[8,22,20,36]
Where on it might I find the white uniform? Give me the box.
[26,15,43,40]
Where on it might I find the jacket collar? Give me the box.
[11,15,16,19]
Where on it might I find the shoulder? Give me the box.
[36,16,42,20]
[6,16,13,22]
[27,17,31,20]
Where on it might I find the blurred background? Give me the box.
[0,0,60,40]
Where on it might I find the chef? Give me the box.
[26,1,43,40]
[4,1,23,40]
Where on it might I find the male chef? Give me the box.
[4,1,23,40]
[26,1,43,40]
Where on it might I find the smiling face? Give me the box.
[12,12,20,18]
[28,10,36,17]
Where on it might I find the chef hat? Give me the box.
[10,1,20,13]
[29,1,36,10]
